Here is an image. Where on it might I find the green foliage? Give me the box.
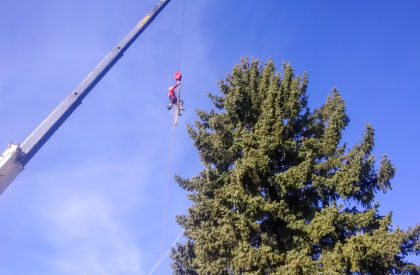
[171,58,420,274]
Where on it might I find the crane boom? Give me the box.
[0,0,172,195]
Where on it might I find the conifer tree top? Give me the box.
[171,58,420,275]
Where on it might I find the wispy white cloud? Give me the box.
[31,160,153,275]
[43,194,143,275]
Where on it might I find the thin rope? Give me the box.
[149,230,184,275]
[177,0,186,71]
[158,119,176,275]
[158,2,186,273]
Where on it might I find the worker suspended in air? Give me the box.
[167,83,181,110]
[167,71,184,112]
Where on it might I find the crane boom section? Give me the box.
[19,0,171,166]
[0,0,172,195]
[0,145,23,194]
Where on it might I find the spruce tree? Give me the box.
[171,58,420,274]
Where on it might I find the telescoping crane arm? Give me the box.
[0,0,172,195]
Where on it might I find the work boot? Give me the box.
[167,103,173,110]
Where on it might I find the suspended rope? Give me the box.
[158,1,187,274]
[177,0,186,71]
[158,121,175,275]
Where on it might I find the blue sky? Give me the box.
[0,0,419,274]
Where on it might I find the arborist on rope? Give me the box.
[167,71,184,112]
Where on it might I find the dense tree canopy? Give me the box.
[171,59,420,274]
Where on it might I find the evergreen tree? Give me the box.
[171,58,420,274]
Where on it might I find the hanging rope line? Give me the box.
[158,1,187,274]
[177,0,186,71]
[158,121,176,275]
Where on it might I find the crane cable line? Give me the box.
[177,0,186,71]
[158,0,186,274]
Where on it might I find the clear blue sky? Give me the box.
[0,0,419,274]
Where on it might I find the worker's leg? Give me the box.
[168,94,177,110]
